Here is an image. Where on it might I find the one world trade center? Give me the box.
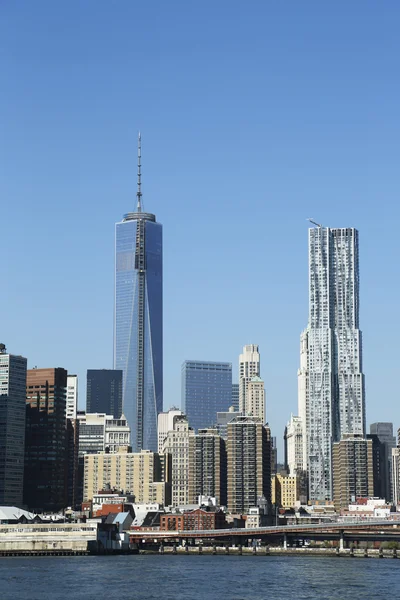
[114,134,163,451]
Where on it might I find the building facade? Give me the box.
[84,448,171,505]
[163,415,195,506]
[192,428,227,506]
[246,376,265,422]
[86,369,122,419]
[157,408,183,454]
[370,422,396,502]
[77,412,130,456]
[24,368,68,512]
[66,374,78,420]
[231,383,239,411]
[114,134,162,452]
[285,414,303,475]
[181,361,232,432]
[227,416,271,514]
[272,473,300,509]
[298,226,366,502]
[215,407,243,440]
[239,345,260,414]
[332,435,374,510]
[0,345,27,507]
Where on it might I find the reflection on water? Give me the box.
[2,555,400,600]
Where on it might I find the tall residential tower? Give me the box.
[114,135,163,452]
[298,226,365,501]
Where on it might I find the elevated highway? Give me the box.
[129,520,400,549]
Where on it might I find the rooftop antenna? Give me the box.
[307,218,322,228]
[136,132,142,212]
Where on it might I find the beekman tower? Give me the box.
[114,134,163,452]
[298,224,365,501]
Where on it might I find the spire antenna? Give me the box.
[137,132,142,212]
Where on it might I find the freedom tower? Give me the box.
[114,134,163,452]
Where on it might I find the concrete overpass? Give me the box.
[130,520,400,550]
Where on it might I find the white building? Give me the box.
[66,374,78,420]
[285,414,303,475]
[298,226,366,502]
[239,344,260,413]
[157,408,183,453]
[246,376,265,423]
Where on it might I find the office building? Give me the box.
[247,376,265,422]
[24,368,68,512]
[67,418,79,509]
[181,361,232,432]
[84,447,171,505]
[77,412,130,457]
[192,428,227,506]
[66,374,78,421]
[239,345,260,413]
[285,414,303,475]
[298,226,366,501]
[227,416,271,514]
[332,435,374,510]
[114,134,163,452]
[163,415,195,506]
[86,369,122,419]
[231,383,239,411]
[370,422,396,501]
[0,344,27,506]
[157,408,183,453]
[367,433,387,500]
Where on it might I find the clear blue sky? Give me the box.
[2,1,400,457]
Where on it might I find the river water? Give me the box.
[1,554,400,599]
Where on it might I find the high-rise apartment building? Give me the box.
[369,422,396,501]
[192,428,227,506]
[157,408,183,453]
[66,374,78,420]
[298,226,366,501]
[332,434,374,510]
[86,369,122,419]
[84,447,171,505]
[24,368,68,512]
[247,376,266,422]
[0,344,27,506]
[114,135,162,452]
[227,416,271,514]
[181,361,232,432]
[231,383,239,411]
[239,345,260,413]
[163,415,195,506]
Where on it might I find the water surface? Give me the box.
[2,554,399,600]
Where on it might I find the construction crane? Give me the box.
[307,218,323,228]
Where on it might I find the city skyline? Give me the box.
[3,2,400,458]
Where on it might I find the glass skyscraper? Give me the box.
[298,226,366,502]
[182,361,232,432]
[114,135,162,452]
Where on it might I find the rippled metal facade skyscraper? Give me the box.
[114,135,162,452]
[298,225,365,501]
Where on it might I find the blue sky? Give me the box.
[2,1,400,456]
